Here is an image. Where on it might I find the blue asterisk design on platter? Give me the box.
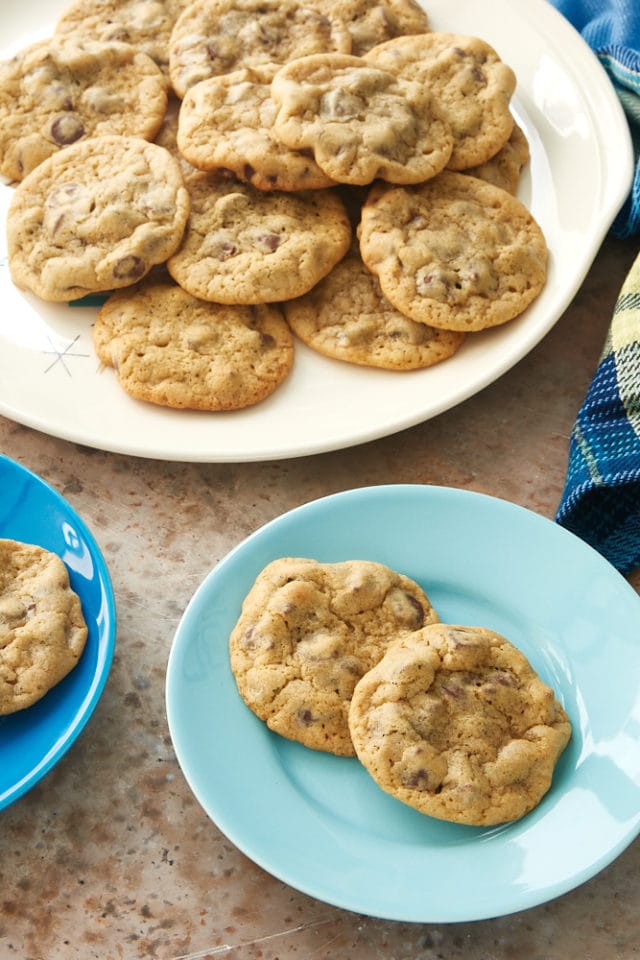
[43,332,90,376]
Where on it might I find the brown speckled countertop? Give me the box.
[0,235,639,960]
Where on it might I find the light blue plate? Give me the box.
[166,485,640,922]
[0,455,116,810]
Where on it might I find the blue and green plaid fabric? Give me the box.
[551,1,640,574]
[556,254,640,573]
[551,0,640,238]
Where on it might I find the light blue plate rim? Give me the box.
[166,484,640,922]
[0,454,117,811]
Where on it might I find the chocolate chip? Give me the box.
[206,44,218,62]
[258,233,281,252]
[49,182,82,205]
[494,670,517,687]
[113,255,145,280]
[403,768,432,790]
[50,214,65,237]
[321,88,360,120]
[259,332,275,348]
[416,268,453,300]
[243,163,255,181]
[51,114,85,145]
[218,241,237,260]
[403,593,425,628]
[298,709,314,726]
[45,182,87,228]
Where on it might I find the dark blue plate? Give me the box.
[0,455,116,810]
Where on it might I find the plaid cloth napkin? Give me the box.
[555,254,640,573]
[551,1,640,574]
[550,0,640,238]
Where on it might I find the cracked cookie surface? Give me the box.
[284,243,465,369]
[0,539,88,715]
[167,173,351,303]
[168,0,352,97]
[309,0,430,56]
[94,281,294,409]
[365,32,516,170]
[229,558,439,755]
[0,37,167,182]
[358,171,547,332]
[271,53,453,185]
[55,0,187,79]
[177,66,334,190]
[7,134,190,302]
[348,623,571,825]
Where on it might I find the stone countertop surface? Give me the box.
[0,235,639,960]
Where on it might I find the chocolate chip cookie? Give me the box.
[168,0,352,97]
[167,173,351,303]
[365,32,516,170]
[358,172,548,331]
[0,37,167,181]
[310,0,430,56]
[348,624,571,825]
[176,66,334,190]
[284,243,465,369]
[0,539,88,715]
[55,0,184,79]
[94,281,294,409]
[271,52,453,185]
[463,119,530,196]
[229,557,439,755]
[7,134,190,302]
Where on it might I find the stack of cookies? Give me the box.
[1,0,547,412]
[229,558,571,827]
